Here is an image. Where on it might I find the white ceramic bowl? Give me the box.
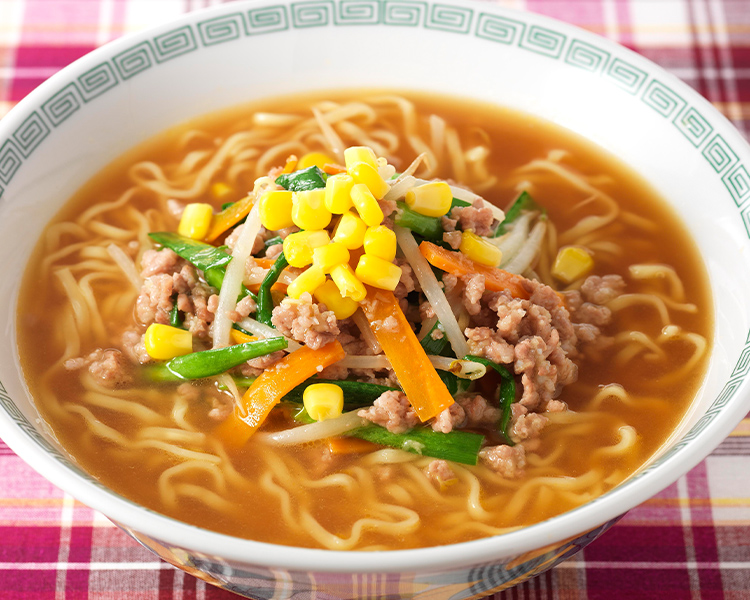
[1,1,749,597]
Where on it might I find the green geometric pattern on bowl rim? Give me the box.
[0,0,748,512]
[425,3,473,33]
[335,0,381,25]
[383,1,426,27]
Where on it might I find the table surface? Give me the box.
[1,0,749,599]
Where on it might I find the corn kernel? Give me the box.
[286,265,326,299]
[324,173,355,214]
[314,279,359,319]
[178,203,213,240]
[332,211,368,249]
[552,246,594,284]
[313,242,350,273]
[331,263,367,302]
[355,254,403,291]
[258,190,295,231]
[291,189,332,230]
[283,230,330,268]
[459,231,503,267]
[404,181,453,217]
[297,151,334,171]
[211,182,234,200]
[363,225,397,262]
[344,146,378,170]
[144,323,192,360]
[349,162,390,200]
[303,383,344,421]
[350,183,384,226]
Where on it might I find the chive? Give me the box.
[493,191,544,237]
[275,165,327,191]
[450,197,471,210]
[148,232,232,271]
[394,201,443,241]
[283,379,397,406]
[264,235,283,248]
[256,252,288,327]
[463,355,516,445]
[346,424,484,465]
[143,337,288,382]
[419,320,449,356]
[169,300,183,329]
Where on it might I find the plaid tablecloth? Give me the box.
[1,0,749,598]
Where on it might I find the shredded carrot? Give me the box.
[205,194,254,242]
[323,163,347,175]
[280,155,298,174]
[419,241,530,299]
[359,287,454,422]
[215,340,346,447]
[327,436,379,455]
[229,329,257,345]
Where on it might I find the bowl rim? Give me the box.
[1,0,749,574]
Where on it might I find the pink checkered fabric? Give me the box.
[1,1,749,598]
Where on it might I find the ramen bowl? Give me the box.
[0,0,749,598]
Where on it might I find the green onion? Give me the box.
[419,320,449,356]
[450,197,471,210]
[256,252,288,327]
[463,355,516,445]
[275,165,327,191]
[144,337,288,382]
[148,232,232,271]
[169,300,182,329]
[346,424,484,465]
[394,201,443,241]
[494,191,544,237]
[264,235,283,248]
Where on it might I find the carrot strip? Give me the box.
[215,340,346,447]
[359,287,454,422]
[280,155,298,174]
[229,329,258,345]
[419,241,530,299]
[327,436,379,455]
[323,163,347,175]
[205,194,255,242]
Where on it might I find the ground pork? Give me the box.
[228,295,257,322]
[265,243,283,260]
[64,349,132,388]
[458,394,501,427]
[224,222,265,255]
[581,274,626,304]
[393,258,418,299]
[136,274,173,325]
[465,327,515,364]
[479,444,526,478]
[443,231,463,250]
[509,404,549,443]
[449,199,495,236]
[140,248,179,277]
[121,329,150,364]
[358,390,419,434]
[271,293,339,350]
[425,459,456,486]
[430,402,466,434]
[462,273,485,316]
